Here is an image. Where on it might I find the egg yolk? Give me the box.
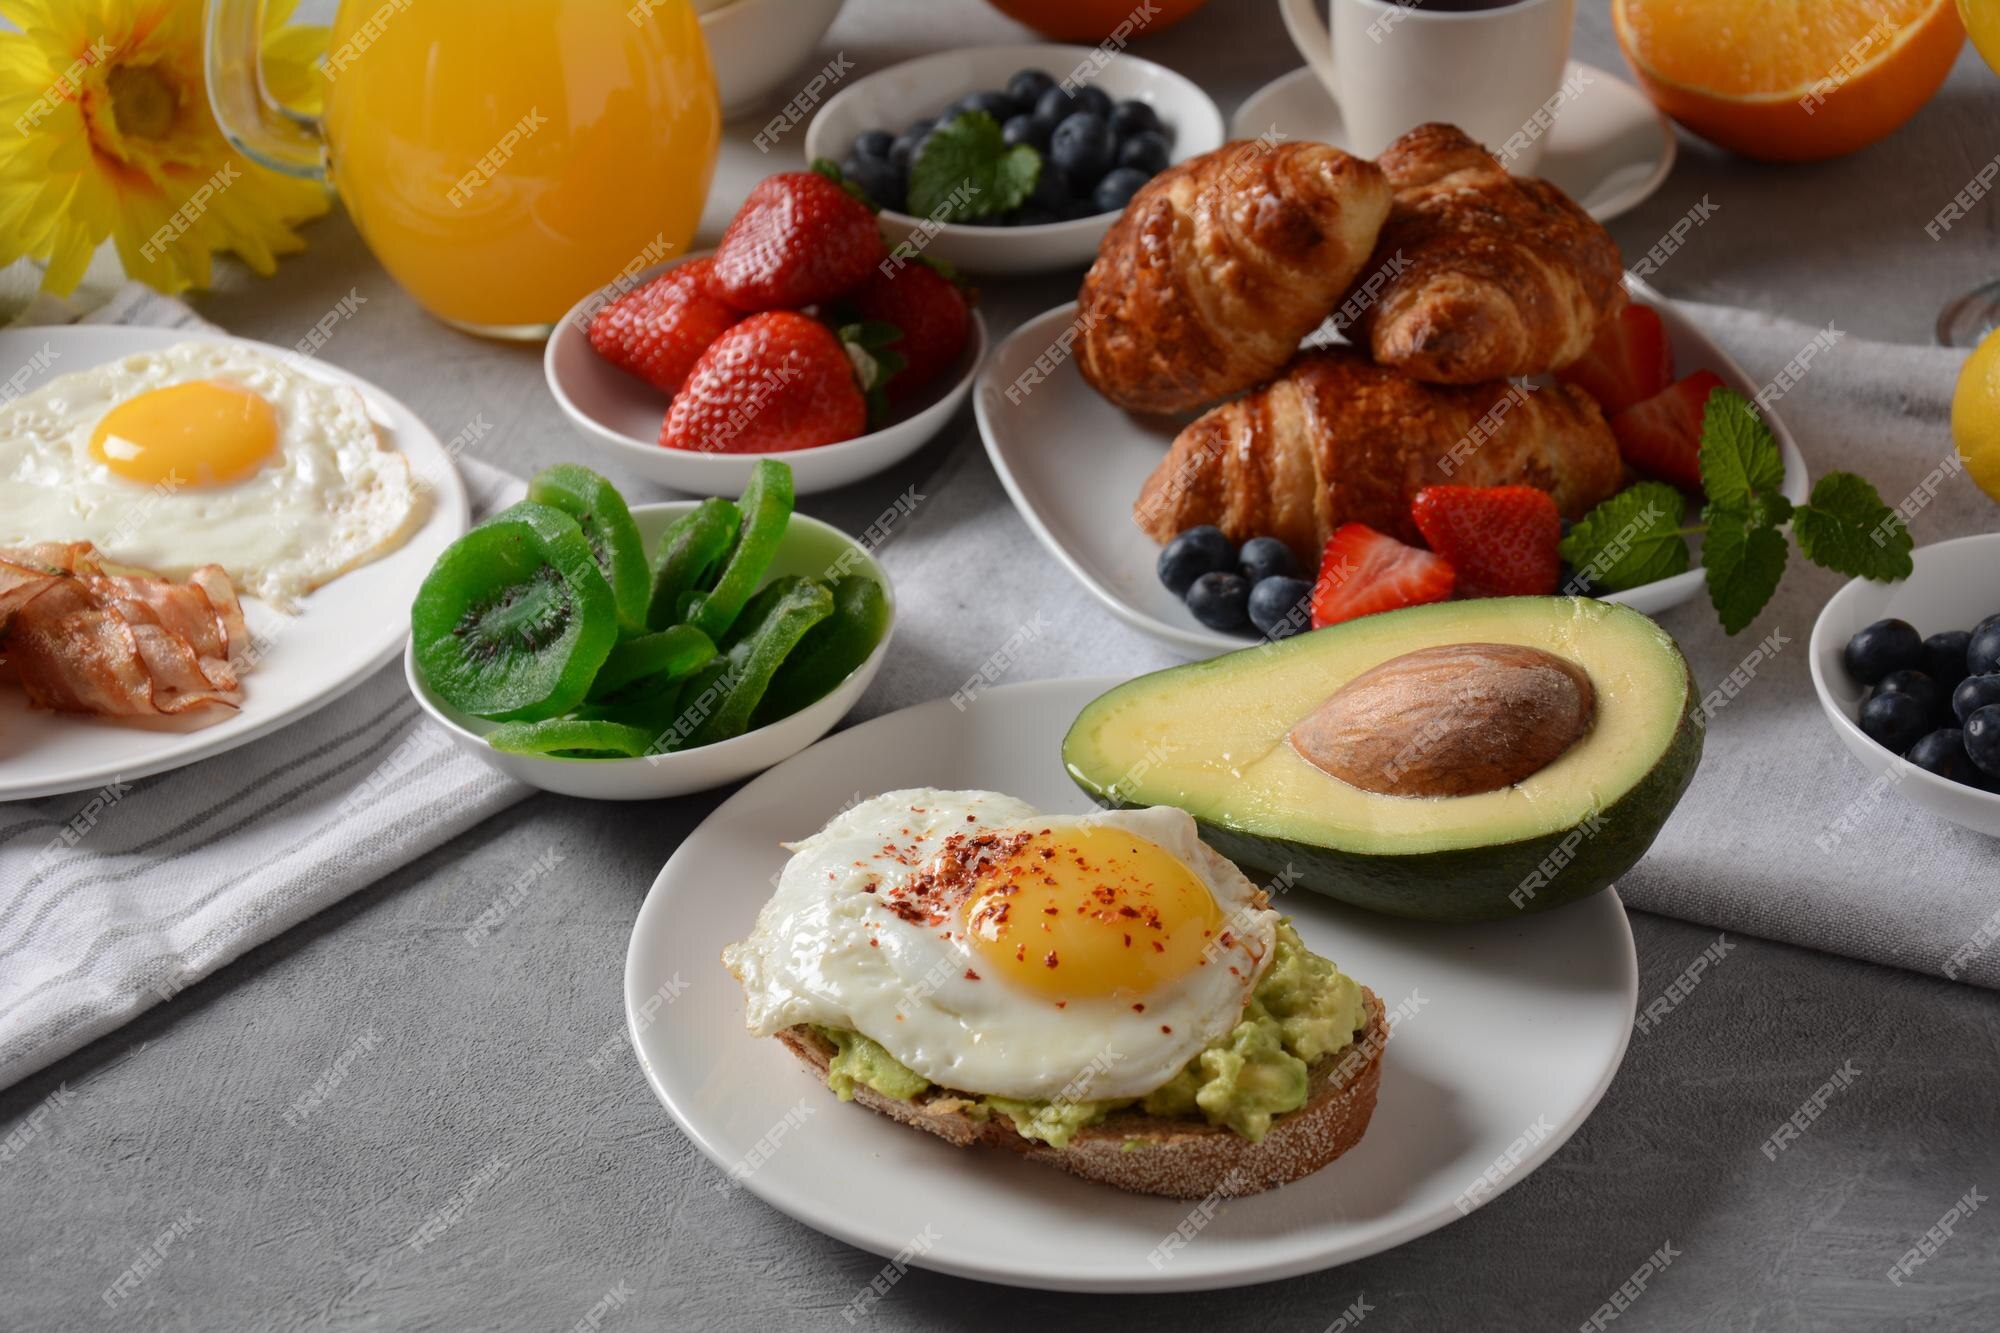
[89,380,278,487]
[962,827,1223,1000]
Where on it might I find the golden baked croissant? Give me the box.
[1134,347,1624,564]
[1076,140,1391,414]
[1345,124,1626,385]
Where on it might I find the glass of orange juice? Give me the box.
[206,0,720,338]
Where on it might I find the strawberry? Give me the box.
[1611,369,1726,494]
[1557,303,1675,416]
[710,171,887,311]
[845,261,970,401]
[587,257,741,395]
[1410,485,1561,598]
[1311,523,1456,629]
[660,312,867,454]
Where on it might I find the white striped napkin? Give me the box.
[0,285,529,1089]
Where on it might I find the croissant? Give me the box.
[1134,347,1624,565]
[1076,140,1391,415]
[1345,124,1626,385]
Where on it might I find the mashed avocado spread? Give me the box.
[811,921,1365,1149]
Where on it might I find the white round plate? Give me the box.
[407,502,895,802]
[975,277,1808,656]
[1809,533,2000,838]
[1232,62,1675,222]
[804,43,1226,274]
[546,252,986,498]
[626,677,1638,1292]
[0,325,469,803]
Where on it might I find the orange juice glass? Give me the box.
[206,0,720,338]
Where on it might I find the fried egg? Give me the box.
[0,341,424,608]
[724,790,1280,1102]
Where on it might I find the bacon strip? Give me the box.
[0,543,250,723]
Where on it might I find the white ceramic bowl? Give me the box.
[803,43,1225,274]
[546,252,985,496]
[407,502,895,800]
[700,0,847,121]
[1809,533,2000,837]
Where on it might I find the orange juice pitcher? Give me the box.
[206,0,721,337]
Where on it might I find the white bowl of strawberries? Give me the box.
[546,170,985,497]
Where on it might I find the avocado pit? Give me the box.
[1288,642,1596,798]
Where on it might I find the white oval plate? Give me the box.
[803,43,1226,275]
[0,326,469,802]
[975,278,1809,656]
[625,677,1637,1292]
[545,252,986,497]
[1232,62,1675,223]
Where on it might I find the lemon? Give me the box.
[1951,326,2000,506]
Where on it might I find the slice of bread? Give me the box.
[773,986,1386,1199]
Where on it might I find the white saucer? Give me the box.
[626,677,1638,1292]
[1231,62,1676,222]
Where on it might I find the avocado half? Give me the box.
[1062,598,1702,922]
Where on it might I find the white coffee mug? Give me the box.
[1278,0,1578,173]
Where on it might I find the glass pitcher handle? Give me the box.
[204,0,327,180]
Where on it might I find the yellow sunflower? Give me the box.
[0,0,331,296]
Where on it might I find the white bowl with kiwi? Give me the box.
[804,43,1225,274]
[406,463,894,801]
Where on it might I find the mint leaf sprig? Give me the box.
[906,111,1039,223]
[1559,388,1913,635]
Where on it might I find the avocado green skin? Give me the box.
[1063,661,1704,924]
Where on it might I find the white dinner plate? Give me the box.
[626,677,1638,1292]
[0,326,469,802]
[974,278,1809,656]
[1232,62,1676,223]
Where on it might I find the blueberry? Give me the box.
[1237,537,1298,584]
[1920,630,1973,691]
[1007,69,1056,107]
[1028,161,1073,212]
[1843,618,1923,686]
[1116,130,1171,175]
[1058,195,1098,221]
[890,127,930,171]
[1033,86,1074,124]
[1859,691,1931,754]
[1071,86,1112,120]
[1248,577,1313,639]
[1091,166,1151,214]
[1186,572,1252,632]
[957,90,1019,123]
[1109,99,1162,139]
[852,129,895,160]
[1875,669,1945,722]
[1966,705,2000,778]
[1908,728,1982,785]
[1157,525,1235,595]
[1559,562,1598,597]
[1005,205,1057,226]
[1002,113,1049,150]
[1970,614,2000,676]
[841,154,903,211]
[1051,112,1116,187]
[1954,673,2000,723]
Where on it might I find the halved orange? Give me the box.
[1614,0,1965,161]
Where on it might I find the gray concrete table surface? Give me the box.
[6,2,2000,1329]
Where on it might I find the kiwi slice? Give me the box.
[411,501,618,721]
[527,464,649,630]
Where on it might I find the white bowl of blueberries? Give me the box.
[803,43,1225,274]
[1809,533,2000,837]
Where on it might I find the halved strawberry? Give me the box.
[1409,485,1561,598]
[1311,523,1456,629]
[1557,303,1675,416]
[1611,369,1726,494]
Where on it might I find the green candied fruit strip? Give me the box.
[721,575,810,652]
[688,459,795,642]
[646,498,740,631]
[485,717,656,758]
[685,578,833,748]
[575,671,688,741]
[586,624,715,700]
[526,463,649,631]
[753,574,888,726]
